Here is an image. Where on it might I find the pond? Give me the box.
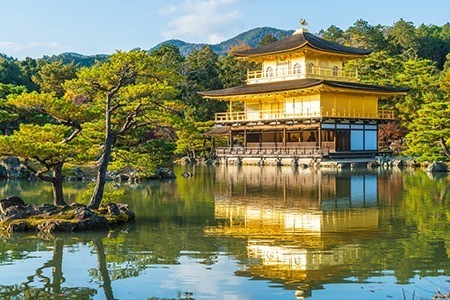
[1,165,450,299]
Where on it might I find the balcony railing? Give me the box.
[247,65,358,83]
[216,146,328,157]
[215,108,395,123]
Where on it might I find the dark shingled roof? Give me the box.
[204,126,231,136]
[234,31,372,57]
[199,79,409,98]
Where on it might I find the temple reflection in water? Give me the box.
[207,165,400,298]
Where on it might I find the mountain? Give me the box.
[41,52,109,67]
[150,27,294,56]
[40,27,294,65]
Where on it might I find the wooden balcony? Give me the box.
[247,65,358,84]
[215,108,395,124]
[216,145,328,158]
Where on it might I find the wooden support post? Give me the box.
[244,127,247,147]
[318,126,322,148]
[259,129,262,149]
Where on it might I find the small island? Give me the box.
[0,196,135,233]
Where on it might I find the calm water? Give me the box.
[1,165,450,300]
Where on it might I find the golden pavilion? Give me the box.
[200,22,408,164]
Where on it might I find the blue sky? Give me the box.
[1,0,449,59]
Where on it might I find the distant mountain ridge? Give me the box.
[44,27,294,66]
[150,27,294,56]
[41,52,109,67]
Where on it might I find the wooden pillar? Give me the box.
[259,129,262,149]
[333,128,337,151]
[298,129,301,146]
[229,131,233,148]
[318,126,322,148]
[244,127,247,147]
[274,131,277,148]
[283,127,286,148]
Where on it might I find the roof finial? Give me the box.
[299,18,308,27]
[293,18,309,35]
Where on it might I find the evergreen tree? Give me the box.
[405,93,450,161]
[32,61,78,97]
[65,50,179,209]
[182,46,225,121]
[0,92,98,205]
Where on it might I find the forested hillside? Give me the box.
[150,27,293,56]
[0,18,450,163]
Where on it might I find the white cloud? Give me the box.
[0,41,62,59]
[160,0,242,44]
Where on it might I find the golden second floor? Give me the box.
[247,54,358,84]
[214,91,395,124]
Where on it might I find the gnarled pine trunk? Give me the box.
[51,162,66,206]
[439,137,450,159]
[88,92,114,210]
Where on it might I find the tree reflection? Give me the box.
[92,238,114,300]
[0,237,96,299]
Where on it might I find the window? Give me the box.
[350,130,364,150]
[266,66,274,77]
[293,63,301,74]
[307,63,314,74]
[364,130,377,150]
[321,130,335,142]
[332,66,339,76]
[277,61,288,75]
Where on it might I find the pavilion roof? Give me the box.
[199,79,409,98]
[234,30,372,58]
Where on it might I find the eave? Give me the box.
[199,79,409,101]
[235,44,369,63]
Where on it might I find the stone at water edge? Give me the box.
[426,162,449,173]
[0,196,26,213]
[155,167,176,179]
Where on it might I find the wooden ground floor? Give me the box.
[210,119,381,160]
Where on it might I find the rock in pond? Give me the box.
[0,196,135,233]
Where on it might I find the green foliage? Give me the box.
[0,83,26,99]
[343,19,388,51]
[75,182,128,205]
[175,120,214,157]
[0,83,25,123]
[8,91,101,124]
[32,60,77,97]
[347,52,441,123]
[0,57,33,88]
[405,93,450,161]
[41,52,109,67]
[415,23,450,69]
[182,46,226,121]
[218,55,248,88]
[110,139,176,177]
[150,43,184,73]
[388,18,418,56]
[318,25,344,43]
[0,123,76,164]
[64,50,181,207]
[258,34,278,47]
[394,58,442,122]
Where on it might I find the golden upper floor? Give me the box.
[234,28,371,84]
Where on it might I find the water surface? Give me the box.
[1,165,450,299]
